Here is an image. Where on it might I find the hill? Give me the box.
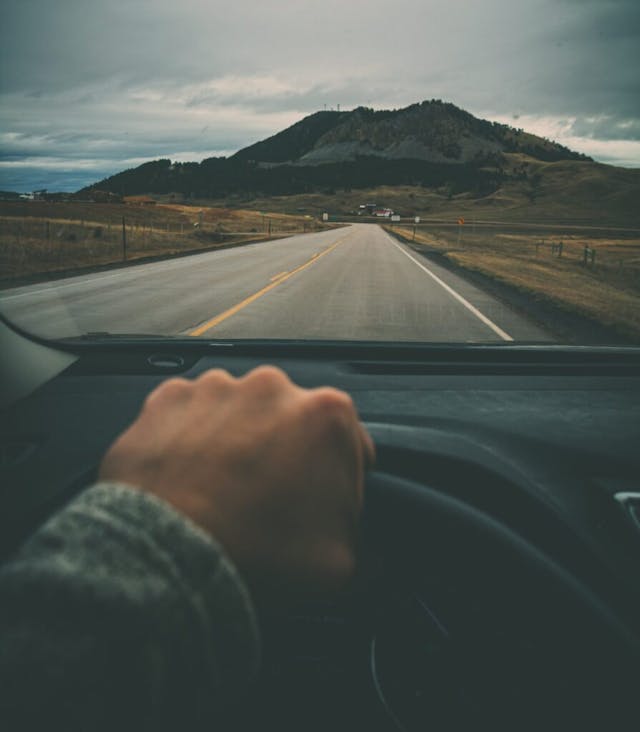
[233,101,586,166]
[83,99,640,225]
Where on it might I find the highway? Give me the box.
[0,224,552,342]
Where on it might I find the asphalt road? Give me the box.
[0,224,552,343]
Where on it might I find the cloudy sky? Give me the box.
[1,0,639,192]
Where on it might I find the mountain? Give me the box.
[85,99,594,200]
[233,101,587,167]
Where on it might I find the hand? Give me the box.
[99,366,375,601]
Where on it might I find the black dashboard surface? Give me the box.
[2,342,640,730]
[3,344,640,609]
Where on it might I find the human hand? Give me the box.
[99,366,375,601]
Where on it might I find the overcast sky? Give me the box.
[1,0,639,191]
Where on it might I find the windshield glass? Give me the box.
[1,1,639,345]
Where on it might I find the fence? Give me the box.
[535,238,638,275]
[389,223,640,291]
[0,213,320,280]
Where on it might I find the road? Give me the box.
[0,224,552,342]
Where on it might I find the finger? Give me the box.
[144,377,192,409]
[196,368,236,394]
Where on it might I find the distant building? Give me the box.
[18,189,50,201]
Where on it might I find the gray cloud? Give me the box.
[1,0,639,191]
[569,116,640,142]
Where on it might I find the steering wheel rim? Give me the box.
[360,470,639,731]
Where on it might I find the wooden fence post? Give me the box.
[583,246,596,266]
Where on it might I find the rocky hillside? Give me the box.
[86,100,594,199]
[235,101,587,167]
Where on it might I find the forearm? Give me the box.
[0,482,260,732]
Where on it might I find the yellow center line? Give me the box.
[270,270,289,281]
[189,232,351,336]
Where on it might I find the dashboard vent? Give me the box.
[147,353,186,369]
[65,352,198,375]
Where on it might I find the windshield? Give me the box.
[1,1,639,345]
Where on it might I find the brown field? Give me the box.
[0,201,325,282]
[388,224,640,340]
[3,187,639,340]
[206,159,640,228]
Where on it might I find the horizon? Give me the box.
[2,1,639,193]
[3,101,639,195]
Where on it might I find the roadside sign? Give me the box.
[414,216,420,224]
[322,213,329,222]
[391,215,400,222]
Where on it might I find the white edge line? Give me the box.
[389,237,513,342]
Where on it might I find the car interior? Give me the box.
[2,315,639,731]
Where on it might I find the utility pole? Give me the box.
[122,216,127,261]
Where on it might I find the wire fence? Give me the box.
[394,224,640,286]
[0,213,322,280]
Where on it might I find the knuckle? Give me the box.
[198,368,235,389]
[309,388,354,422]
[245,365,290,390]
[145,377,191,406]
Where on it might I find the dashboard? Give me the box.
[2,329,640,731]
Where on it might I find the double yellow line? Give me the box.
[189,232,351,336]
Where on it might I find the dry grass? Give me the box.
[0,201,324,281]
[389,225,640,339]
[205,158,640,229]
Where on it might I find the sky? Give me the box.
[1,0,639,192]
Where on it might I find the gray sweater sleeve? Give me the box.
[0,482,261,732]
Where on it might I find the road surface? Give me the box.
[0,224,552,343]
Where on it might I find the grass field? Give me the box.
[3,187,639,341]
[207,158,640,228]
[388,223,640,340]
[0,201,324,281]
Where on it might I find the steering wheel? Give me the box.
[247,434,638,732]
[361,469,639,732]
